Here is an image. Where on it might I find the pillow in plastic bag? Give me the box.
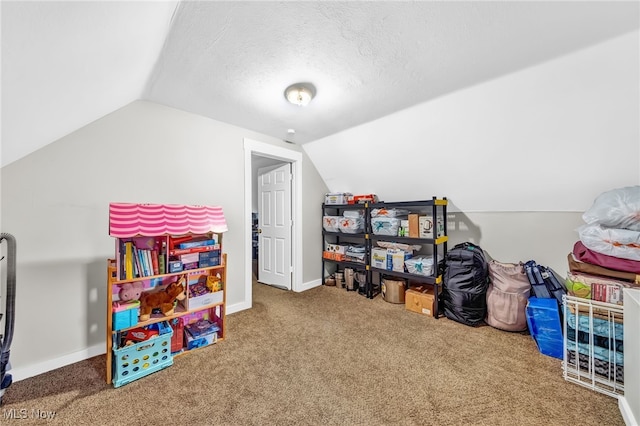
[582,186,640,231]
[578,223,640,261]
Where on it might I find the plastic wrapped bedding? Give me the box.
[566,326,623,353]
[566,340,623,365]
[578,224,640,261]
[565,312,624,339]
[582,185,640,231]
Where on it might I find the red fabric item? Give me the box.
[573,240,640,274]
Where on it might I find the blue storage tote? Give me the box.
[112,300,140,331]
[526,297,563,359]
[112,321,173,387]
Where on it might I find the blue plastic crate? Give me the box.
[112,305,140,331]
[526,297,563,359]
[112,322,173,387]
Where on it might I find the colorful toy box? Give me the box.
[199,250,221,267]
[184,319,220,350]
[112,300,140,331]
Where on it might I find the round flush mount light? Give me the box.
[284,83,316,106]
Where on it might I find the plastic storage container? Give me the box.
[404,256,435,276]
[526,297,563,359]
[112,300,140,331]
[112,321,173,387]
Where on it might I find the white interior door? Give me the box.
[258,163,292,290]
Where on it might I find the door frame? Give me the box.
[244,138,303,307]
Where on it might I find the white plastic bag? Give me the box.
[371,217,400,235]
[582,186,640,231]
[343,210,364,219]
[370,208,411,218]
[578,223,640,261]
[323,216,341,232]
[338,217,364,234]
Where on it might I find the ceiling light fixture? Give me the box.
[284,83,316,106]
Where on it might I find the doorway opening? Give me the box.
[244,138,303,309]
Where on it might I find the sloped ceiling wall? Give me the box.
[2,1,639,168]
[1,1,178,166]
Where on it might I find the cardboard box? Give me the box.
[324,243,347,254]
[419,215,444,239]
[405,285,441,317]
[185,330,218,350]
[184,319,220,350]
[168,261,183,273]
[371,248,387,269]
[387,249,412,272]
[199,250,220,267]
[408,214,420,238]
[323,251,345,261]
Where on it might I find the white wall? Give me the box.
[304,30,639,212]
[0,100,327,379]
[304,30,639,275]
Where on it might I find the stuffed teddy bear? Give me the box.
[138,275,187,321]
[118,282,144,302]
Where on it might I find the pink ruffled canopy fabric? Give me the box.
[109,203,228,238]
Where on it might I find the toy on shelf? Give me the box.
[118,281,144,302]
[206,274,222,292]
[139,275,187,321]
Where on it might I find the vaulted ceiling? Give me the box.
[2,1,638,167]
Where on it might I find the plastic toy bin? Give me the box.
[112,321,173,387]
[526,297,563,359]
[112,300,140,331]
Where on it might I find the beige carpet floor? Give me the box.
[1,281,625,425]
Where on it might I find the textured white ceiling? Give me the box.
[2,1,639,166]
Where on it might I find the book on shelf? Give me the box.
[124,241,134,280]
[151,249,159,275]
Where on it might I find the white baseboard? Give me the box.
[620,396,638,426]
[226,300,251,315]
[10,301,252,382]
[295,278,321,293]
[10,343,106,382]
[9,289,305,383]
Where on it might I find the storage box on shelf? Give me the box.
[321,197,448,306]
[367,198,448,317]
[322,202,370,296]
[106,202,228,386]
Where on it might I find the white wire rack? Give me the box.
[562,295,624,398]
